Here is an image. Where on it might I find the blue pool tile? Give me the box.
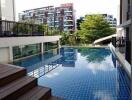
[13,47,131,100]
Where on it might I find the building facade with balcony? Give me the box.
[102,14,117,28]
[19,3,75,32]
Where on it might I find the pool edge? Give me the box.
[109,43,131,79]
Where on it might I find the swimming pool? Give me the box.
[13,47,131,100]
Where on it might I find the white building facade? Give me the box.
[102,14,117,28]
[19,3,75,32]
[0,0,16,21]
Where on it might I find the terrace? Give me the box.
[0,0,131,100]
[0,20,59,37]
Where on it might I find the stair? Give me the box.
[0,64,26,87]
[18,86,51,100]
[48,96,62,100]
[0,64,62,100]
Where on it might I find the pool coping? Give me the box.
[61,45,109,48]
[109,43,131,78]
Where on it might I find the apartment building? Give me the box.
[0,0,15,21]
[102,14,117,28]
[117,0,131,64]
[19,3,75,32]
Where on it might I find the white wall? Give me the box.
[122,0,128,23]
[0,36,61,48]
[0,36,61,63]
[0,47,10,63]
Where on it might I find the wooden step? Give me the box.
[0,76,37,100]
[18,86,51,100]
[0,64,26,87]
[48,96,62,100]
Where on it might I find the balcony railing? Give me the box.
[0,20,50,37]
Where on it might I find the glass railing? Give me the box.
[0,20,50,37]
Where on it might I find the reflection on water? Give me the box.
[13,47,78,77]
[38,47,131,100]
[12,47,131,100]
[13,48,62,78]
[78,48,111,63]
[57,48,77,67]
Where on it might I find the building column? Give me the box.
[57,40,61,55]
[128,0,132,99]
[58,40,61,49]
[41,42,44,54]
[130,0,132,65]
[9,46,13,62]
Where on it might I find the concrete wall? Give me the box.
[122,0,128,23]
[0,47,10,63]
[118,0,132,64]
[0,36,61,63]
[0,36,61,48]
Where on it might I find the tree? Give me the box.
[60,32,69,45]
[13,23,32,35]
[38,24,48,35]
[78,48,111,63]
[48,27,60,36]
[78,14,116,44]
[60,31,77,45]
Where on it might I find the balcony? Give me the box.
[64,24,73,26]
[64,19,73,22]
[64,16,73,21]
[64,13,73,16]
[64,10,73,13]
[64,22,73,26]
[0,20,49,37]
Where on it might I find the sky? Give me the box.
[15,0,120,23]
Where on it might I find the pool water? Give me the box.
[13,47,131,100]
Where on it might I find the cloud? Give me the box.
[94,90,114,100]
[86,55,115,74]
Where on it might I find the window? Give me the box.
[44,42,58,51]
[13,43,41,59]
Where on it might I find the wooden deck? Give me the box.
[0,64,62,100]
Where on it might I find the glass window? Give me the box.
[13,43,41,59]
[44,42,58,51]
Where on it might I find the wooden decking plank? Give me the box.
[30,86,51,100]
[0,76,37,99]
[18,86,51,100]
[0,68,25,78]
[49,96,63,100]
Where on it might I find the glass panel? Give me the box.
[44,41,58,51]
[13,43,41,59]
[13,46,22,59]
